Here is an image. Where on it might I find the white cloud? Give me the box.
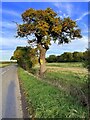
[54,2,73,18]
[1,9,21,18]
[80,23,88,34]
[0,21,23,38]
[46,35,88,56]
[0,35,34,60]
[0,37,28,50]
[76,12,90,21]
[65,3,73,17]
[0,50,14,61]
[1,21,16,29]
[0,35,88,60]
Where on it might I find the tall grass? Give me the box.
[18,67,88,118]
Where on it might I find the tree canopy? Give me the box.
[15,8,82,76]
[16,8,82,49]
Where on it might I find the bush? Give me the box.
[11,46,38,71]
[46,55,57,63]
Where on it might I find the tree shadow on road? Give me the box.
[3,80,16,118]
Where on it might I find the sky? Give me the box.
[0,2,89,60]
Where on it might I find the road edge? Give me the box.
[17,68,30,118]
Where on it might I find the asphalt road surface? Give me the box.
[1,64,23,118]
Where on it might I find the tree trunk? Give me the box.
[38,44,46,77]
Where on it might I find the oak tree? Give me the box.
[15,8,82,77]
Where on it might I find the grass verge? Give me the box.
[18,67,88,118]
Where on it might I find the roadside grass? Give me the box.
[18,67,88,118]
[29,62,88,102]
[44,69,88,103]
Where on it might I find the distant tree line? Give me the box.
[11,47,88,70]
[46,51,88,63]
[11,46,38,70]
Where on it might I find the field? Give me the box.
[46,62,84,68]
[18,62,88,118]
[45,62,88,89]
[0,62,10,67]
[0,61,16,67]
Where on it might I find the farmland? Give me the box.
[0,61,17,67]
[0,62,10,67]
[18,62,88,118]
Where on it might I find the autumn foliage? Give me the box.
[15,8,82,76]
[11,47,38,70]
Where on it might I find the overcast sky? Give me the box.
[0,2,89,60]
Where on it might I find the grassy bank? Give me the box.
[18,67,88,118]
